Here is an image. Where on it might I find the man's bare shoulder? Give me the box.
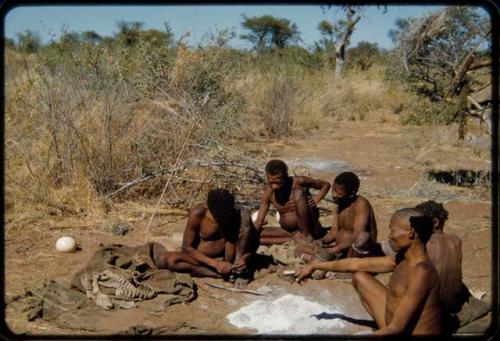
[189,202,207,218]
[353,195,372,211]
[412,260,438,280]
[429,232,461,247]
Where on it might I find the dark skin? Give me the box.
[426,218,463,314]
[254,172,330,245]
[320,182,377,257]
[156,202,257,281]
[297,216,464,317]
[296,211,443,335]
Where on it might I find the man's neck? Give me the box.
[404,241,428,264]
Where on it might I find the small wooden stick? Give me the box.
[203,282,268,296]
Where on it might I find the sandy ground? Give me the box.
[4,119,493,336]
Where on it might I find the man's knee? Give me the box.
[292,188,307,201]
[352,271,371,290]
[156,252,178,269]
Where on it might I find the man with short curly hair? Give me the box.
[317,171,380,260]
[253,159,331,245]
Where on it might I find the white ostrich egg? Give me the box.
[276,211,280,222]
[55,236,77,253]
[251,211,259,224]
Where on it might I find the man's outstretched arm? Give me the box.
[295,255,395,281]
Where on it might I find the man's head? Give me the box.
[415,200,449,232]
[332,171,360,204]
[265,159,289,190]
[207,189,236,229]
[388,208,434,252]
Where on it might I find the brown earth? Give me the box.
[4,118,493,336]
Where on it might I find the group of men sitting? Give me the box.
[154,159,486,336]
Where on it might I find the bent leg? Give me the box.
[156,251,220,278]
[352,271,387,328]
[259,227,294,245]
[292,189,320,241]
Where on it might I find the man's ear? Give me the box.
[409,228,416,240]
[432,218,440,230]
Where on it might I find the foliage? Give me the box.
[16,30,41,53]
[346,41,380,70]
[240,15,300,52]
[391,6,490,100]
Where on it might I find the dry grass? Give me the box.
[6,42,481,239]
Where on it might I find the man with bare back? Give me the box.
[253,159,330,245]
[415,200,464,315]
[316,171,380,260]
[297,208,443,335]
[155,189,258,283]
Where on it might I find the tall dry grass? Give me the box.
[5,40,427,237]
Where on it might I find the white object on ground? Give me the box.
[227,294,347,334]
[276,211,280,222]
[55,236,77,253]
[251,211,259,224]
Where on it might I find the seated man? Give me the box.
[253,159,330,245]
[415,200,464,315]
[415,201,489,332]
[297,208,443,335]
[316,171,380,260]
[155,189,258,281]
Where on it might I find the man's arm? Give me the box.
[372,263,434,335]
[296,176,331,205]
[328,199,370,254]
[254,186,272,231]
[233,209,255,273]
[181,206,230,272]
[295,255,395,281]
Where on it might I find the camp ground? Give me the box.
[4,4,494,337]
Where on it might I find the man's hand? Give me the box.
[295,264,315,282]
[232,255,249,274]
[212,260,233,275]
[307,197,317,208]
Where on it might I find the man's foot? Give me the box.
[312,269,326,280]
[314,247,340,261]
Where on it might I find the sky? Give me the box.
[3,5,489,50]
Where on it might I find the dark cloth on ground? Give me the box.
[23,242,196,331]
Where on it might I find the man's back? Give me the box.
[426,232,463,313]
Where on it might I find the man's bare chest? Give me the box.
[199,220,223,240]
[388,263,411,299]
[337,206,356,231]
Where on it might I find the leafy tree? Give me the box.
[4,37,16,49]
[392,6,490,139]
[392,6,490,101]
[240,15,300,53]
[16,30,41,53]
[82,30,103,45]
[115,20,144,46]
[317,20,335,50]
[347,41,380,70]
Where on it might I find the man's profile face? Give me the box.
[267,173,286,190]
[331,183,349,204]
[388,214,411,252]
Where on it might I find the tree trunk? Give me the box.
[334,6,361,78]
[458,82,470,140]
